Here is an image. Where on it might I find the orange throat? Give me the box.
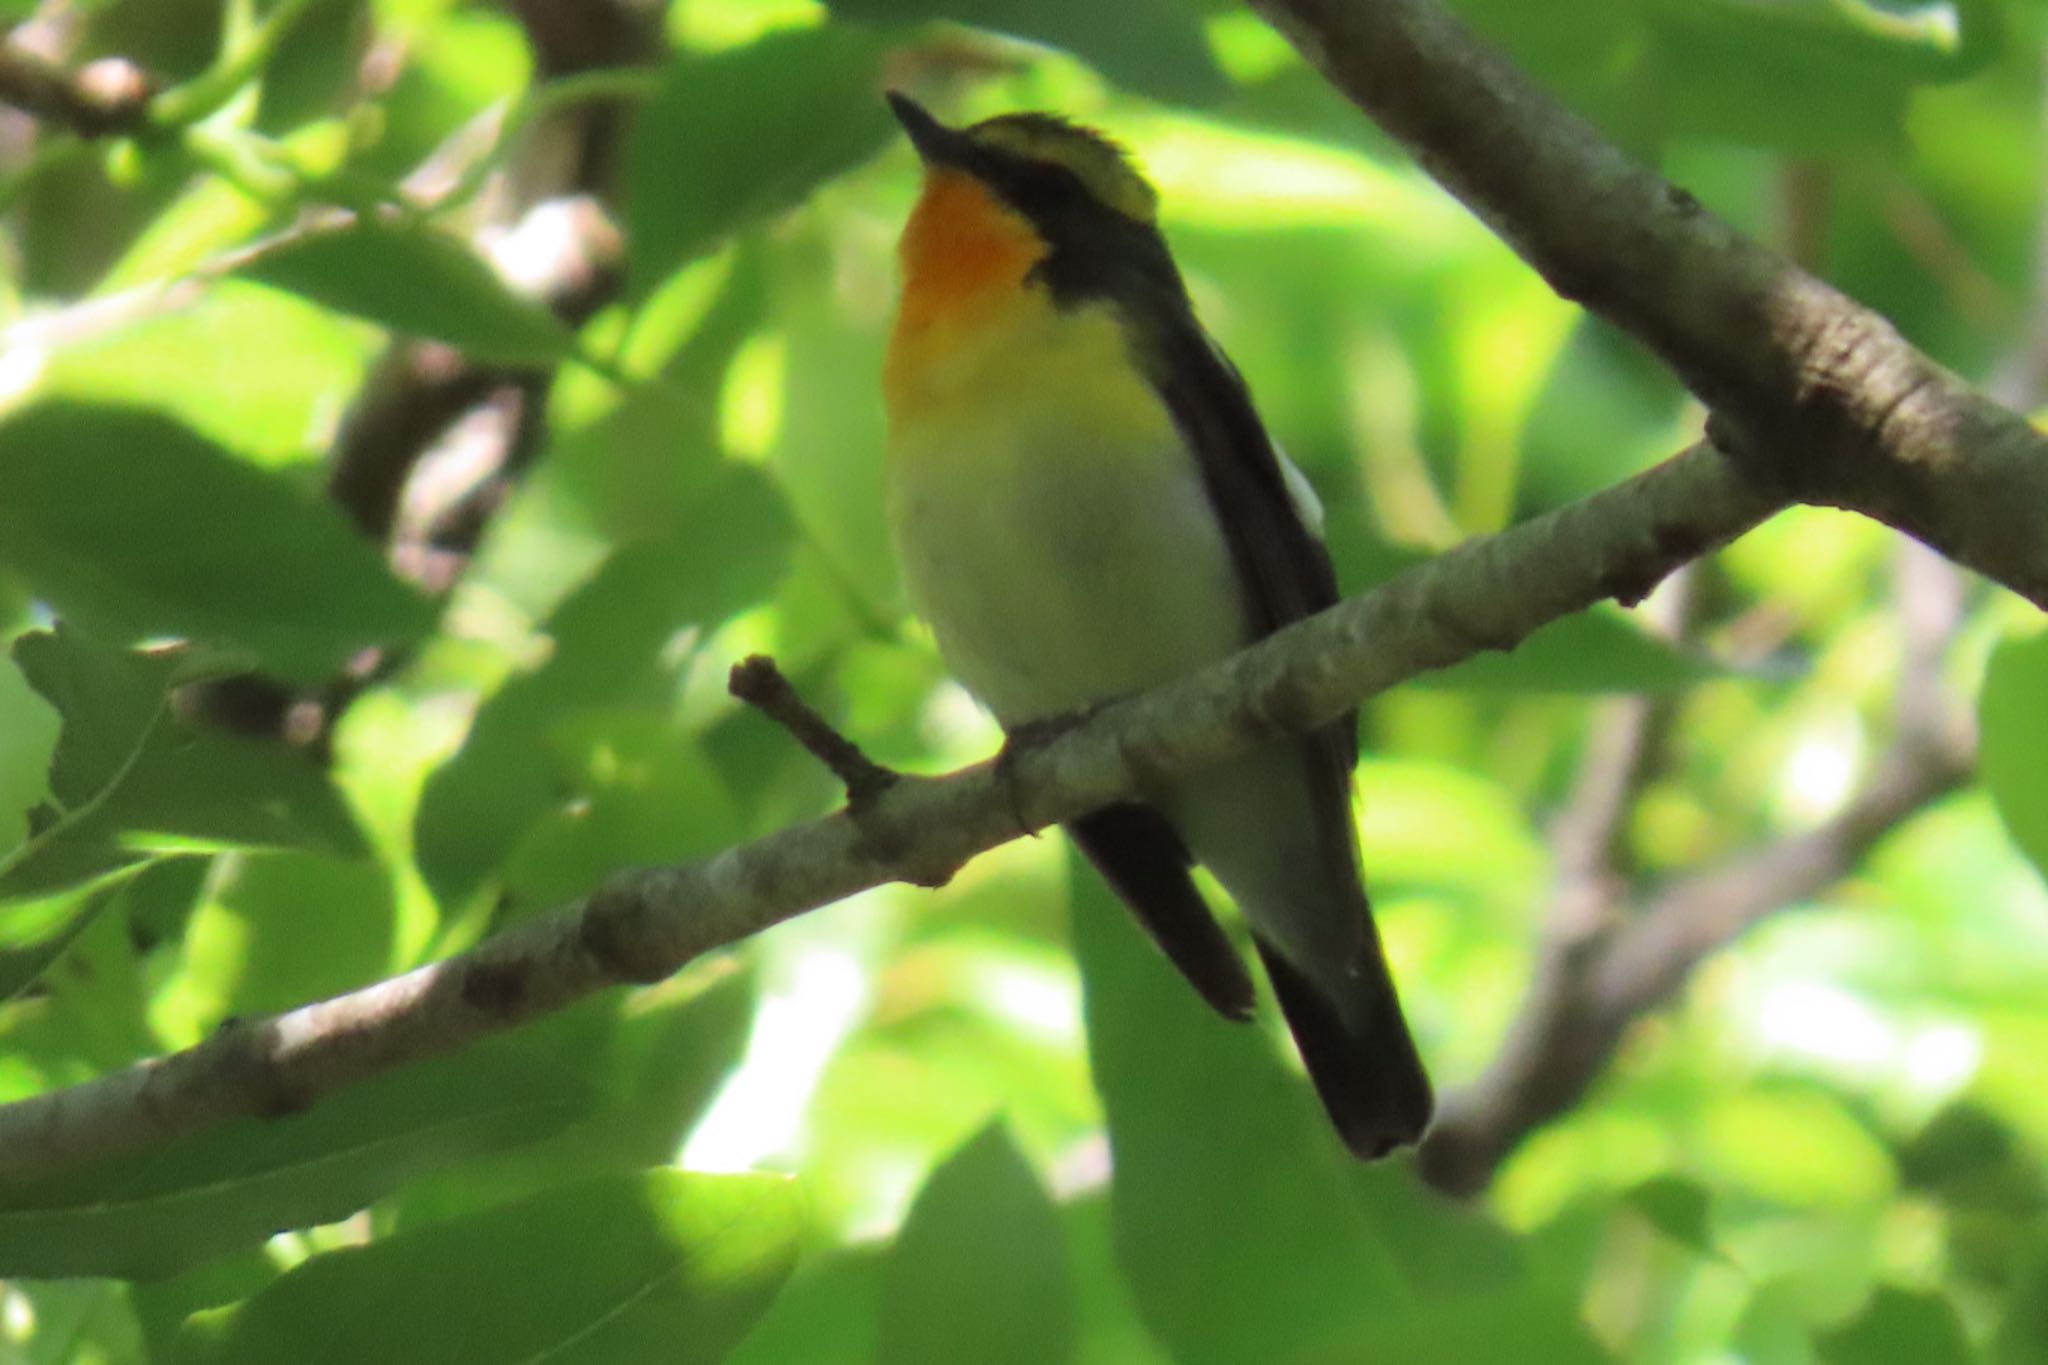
[885,170,1048,412]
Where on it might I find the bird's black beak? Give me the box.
[887,91,971,167]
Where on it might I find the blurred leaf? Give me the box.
[162,851,397,1031]
[0,1044,591,1279]
[1336,1286,1612,1364]
[0,873,133,1002]
[828,0,1228,106]
[626,28,891,295]
[1442,0,1661,161]
[1816,1285,1976,1365]
[415,468,793,909]
[1653,0,2002,85]
[1423,607,1721,693]
[1997,1234,2048,1365]
[1898,1102,2048,1214]
[1979,630,2048,882]
[766,247,900,616]
[173,1171,799,1364]
[240,221,573,366]
[383,967,755,1228]
[727,1247,884,1365]
[37,281,378,468]
[1062,1193,1176,1365]
[875,1121,1077,1365]
[1624,1175,1718,1259]
[358,7,531,180]
[1,629,367,905]
[501,717,749,909]
[1700,1085,1896,1208]
[130,1250,281,1365]
[0,406,432,682]
[1069,848,1404,1364]
[0,645,60,848]
[1639,0,2002,156]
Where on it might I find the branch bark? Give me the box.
[0,442,1774,1180]
[1251,0,2048,609]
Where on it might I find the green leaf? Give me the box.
[169,850,398,1027]
[415,469,793,909]
[382,967,757,1228]
[1980,629,2048,882]
[1997,1235,2048,1365]
[1423,606,1720,693]
[37,280,378,468]
[239,221,573,366]
[875,1122,1078,1365]
[827,0,1228,106]
[1624,1175,1719,1259]
[625,28,891,295]
[1069,848,1405,1365]
[725,1247,884,1365]
[1345,1286,1613,1364]
[1439,0,1656,145]
[0,644,60,848]
[1,628,367,905]
[173,1171,799,1365]
[1817,1285,1977,1365]
[0,872,134,1003]
[0,1044,591,1281]
[0,405,432,682]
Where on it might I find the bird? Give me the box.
[879,92,1433,1158]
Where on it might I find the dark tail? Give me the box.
[1255,936,1433,1159]
[1070,804,1257,1022]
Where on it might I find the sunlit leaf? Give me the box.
[240,221,573,366]
[0,629,367,905]
[36,281,378,468]
[1979,629,2048,883]
[0,406,432,682]
[173,1171,799,1364]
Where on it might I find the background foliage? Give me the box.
[1,0,2046,1361]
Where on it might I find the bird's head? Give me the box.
[886,92,1178,334]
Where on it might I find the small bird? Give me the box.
[880,93,1432,1158]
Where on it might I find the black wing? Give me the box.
[1068,803,1256,1021]
[1140,305,1435,1158]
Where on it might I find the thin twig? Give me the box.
[729,655,900,807]
[0,45,152,137]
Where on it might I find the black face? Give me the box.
[885,92,1185,311]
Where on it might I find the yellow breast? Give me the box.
[883,207,1243,724]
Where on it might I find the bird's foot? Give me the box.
[995,703,1110,836]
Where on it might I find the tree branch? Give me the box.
[1417,542,1975,1196]
[0,43,151,138]
[0,441,1775,1180]
[1251,0,2048,609]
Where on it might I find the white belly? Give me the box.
[887,388,1246,727]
